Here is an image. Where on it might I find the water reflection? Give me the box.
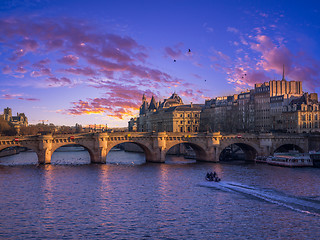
[97,165,112,213]
[165,155,196,164]
[41,165,55,227]
[1,152,320,239]
[106,150,145,165]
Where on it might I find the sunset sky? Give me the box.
[1,0,320,127]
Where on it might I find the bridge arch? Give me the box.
[164,141,209,162]
[218,141,259,161]
[0,144,39,155]
[51,143,93,164]
[106,140,154,163]
[0,145,39,164]
[273,143,305,154]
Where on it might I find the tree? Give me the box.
[0,118,17,136]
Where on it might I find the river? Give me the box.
[0,149,320,239]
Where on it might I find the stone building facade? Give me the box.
[201,79,306,133]
[0,107,28,134]
[200,94,239,132]
[281,93,320,133]
[0,107,28,127]
[129,79,319,134]
[129,93,203,132]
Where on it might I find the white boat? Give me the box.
[267,153,313,167]
[309,151,320,168]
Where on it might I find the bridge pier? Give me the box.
[38,149,52,164]
[91,148,107,164]
[145,147,166,163]
[37,134,53,164]
[146,132,167,163]
[196,147,219,162]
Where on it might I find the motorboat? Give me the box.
[205,172,221,182]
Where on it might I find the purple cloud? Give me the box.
[58,55,79,65]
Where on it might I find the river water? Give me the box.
[0,149,320,239]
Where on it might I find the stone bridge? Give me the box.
[0,132,313,164]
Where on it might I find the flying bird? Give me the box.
[188,49,191,52]
[174,59,176,62]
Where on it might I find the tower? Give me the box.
[3,107,12,121]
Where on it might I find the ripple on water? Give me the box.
[0,151,320,239]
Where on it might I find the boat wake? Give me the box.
[200,181,320,217]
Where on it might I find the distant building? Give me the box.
[282,93,320,133]
[200,94,239,132]
[0,107,28,134]
[201,79,306,133]
[83,124,107,132]
[129,93,203,132]
[129,78,319,134]
[254,79,302,132]
[0,107,28,127]
[128,117,138,132]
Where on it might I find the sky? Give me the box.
[0,0,320,127]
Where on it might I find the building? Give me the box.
[0,107,28,127]
[0,107,28,134]
[129,78,319,134]
[201,78,305,133]
[200,94,239,132]
[237,90,255,132]
[254,79,302,132]
[282,93,320,133]
[130,93,203,132]
[83,124,108,132]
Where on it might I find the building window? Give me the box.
[315,114,318,121]
[303,122,306,128]
[180,127,183,132]
[187,127,190,132]
[180,114,183,117]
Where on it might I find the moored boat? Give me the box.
[254,156,269,163]
[309,151,320,168]
[267,153,313,167]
